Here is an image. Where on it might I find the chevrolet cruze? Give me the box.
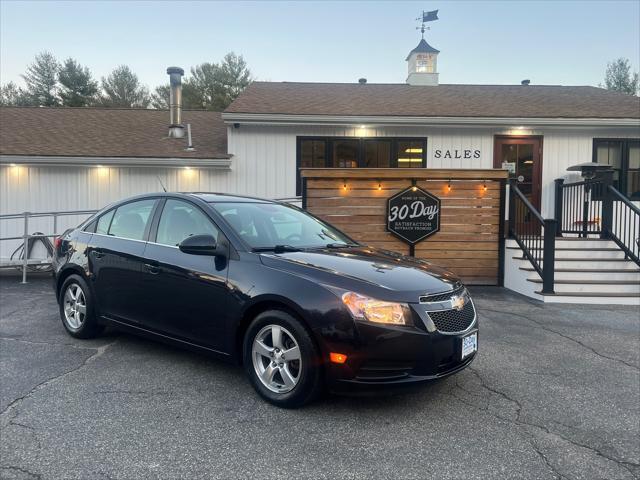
[53,193,478,407]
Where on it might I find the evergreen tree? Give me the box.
[150,84,171,109]
[0,82,32,106]
[150,82,203,110]
[22,51,60,106]
[604,58,639,96]
[58,58,98,107]
[100,65,150,108]
[185,52,252,110]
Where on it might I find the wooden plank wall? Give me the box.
[301,168,508,285]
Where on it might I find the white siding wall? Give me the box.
[2,123,638,258]
[228,124,639,217]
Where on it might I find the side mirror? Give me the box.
[178,234,224,256]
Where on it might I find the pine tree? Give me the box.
[151,82,203,110]
[22,51,60,106]
[604,58,639,96]
[150,84,170,109]
[0,82,32,106]
[58,58,98,107]
[185,52,252,110]
[100,65,150,108]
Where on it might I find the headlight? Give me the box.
[341,292,411,326]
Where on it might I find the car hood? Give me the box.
[258,246,461,302]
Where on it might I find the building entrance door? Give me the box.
[494,136,543,212]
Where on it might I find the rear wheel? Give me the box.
[243,310,322,408]
[59,274,104,339]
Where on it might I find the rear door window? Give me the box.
[96,210,114,235]
[108,199,155,241]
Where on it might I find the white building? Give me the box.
[1,38,639,302]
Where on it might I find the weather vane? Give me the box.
[416,9,439,39]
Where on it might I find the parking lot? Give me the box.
[0,275,638,480]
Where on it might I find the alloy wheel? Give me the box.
[63,283,87,329]
[252,324,302,394]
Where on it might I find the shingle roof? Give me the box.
[225,82,640,119]
[0,107,229,159]
[406,39,440,59]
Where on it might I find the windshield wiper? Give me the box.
[324,243,359,249]
[252,245,302,253]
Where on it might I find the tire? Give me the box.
[58,274,104,339]
[243,310,322,408]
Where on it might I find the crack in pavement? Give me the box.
[482,307,640,372]
[0,465,42,480]
[7,420,42,451]
[0,335,110,351]
[0,339,118,424]
[449,366,640,479]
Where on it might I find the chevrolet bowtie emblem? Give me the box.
[450,295,465,311]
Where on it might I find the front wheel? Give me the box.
[243,310,322,408]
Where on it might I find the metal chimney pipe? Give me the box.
[167,66,185,138]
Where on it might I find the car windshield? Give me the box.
[211,202,355,250]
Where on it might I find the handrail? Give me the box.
[508,181,556,293]
[605,185,640,266]
[510,184,545,224]
[609,186,640,215]
[0,209,98,220]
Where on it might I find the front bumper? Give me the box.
[323,304,478,393]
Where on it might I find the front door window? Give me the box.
[494,137,542,210]
[156,199,219,247]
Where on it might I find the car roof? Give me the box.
[185,192,275,203]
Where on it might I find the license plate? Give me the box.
[461,332,478,360]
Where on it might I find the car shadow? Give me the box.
[102,326,454,412]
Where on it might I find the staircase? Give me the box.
[505,237,640,305]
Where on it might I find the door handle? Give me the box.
[144,263,160,275]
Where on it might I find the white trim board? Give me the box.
[222,113,640,128]
[0,155,232,169]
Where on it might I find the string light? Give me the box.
[483,180,488,192]
[343,179,348,191]
[377,180,382,191]
[447,178,452,192]
[412,186,417,192]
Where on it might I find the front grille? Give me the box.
[420,286,465,303]
[428,301,476,333]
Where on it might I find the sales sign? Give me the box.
[386,186,441,244]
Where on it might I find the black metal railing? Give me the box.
[509,181,557,293]
[606,185,640,266]
[554,177,605,237]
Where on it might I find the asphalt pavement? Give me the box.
[1,275,638,480]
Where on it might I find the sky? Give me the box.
[1,0,639,90]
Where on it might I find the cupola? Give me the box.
[406,39,440,86]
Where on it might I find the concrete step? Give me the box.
[534,291,640,306]
[505,238,618,250]
[507,247,626,259]
[513,257,640,270]
[527,278,640,294]
[521,267,640,281]
[554,238,618,249]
